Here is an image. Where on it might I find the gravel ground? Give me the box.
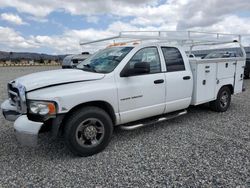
[0,66,249,187]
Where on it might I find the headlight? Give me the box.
[28,101,56,116]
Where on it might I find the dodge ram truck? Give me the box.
[1,41,246,156]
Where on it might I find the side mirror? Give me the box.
[121,62,150,77]
[134,62,150,74]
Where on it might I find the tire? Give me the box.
[64,106,113,157]
[210,86,231,112]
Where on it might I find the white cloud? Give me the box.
[0,0,156,18]
[0,13,27,25]
[32,28,115,54]
[2,14,250,55]
[86,16,99,24]
[0,0,250,31]
[0,26,38,49]
[0,1,54,17]
[27,16,48,23]
[1,0,250,54]
[188,15,250,45]
[0,0,250,29]
[176,0,250,29]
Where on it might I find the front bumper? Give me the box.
[14,115,43,146]
[1,99,21,121]
[1,99,43,146]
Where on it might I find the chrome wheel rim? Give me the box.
[75,118,105,148]
[220,91,229,108]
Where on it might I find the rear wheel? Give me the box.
[210,86,231,112]
[64,106,113,157]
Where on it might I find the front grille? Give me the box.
[8,83,21,110]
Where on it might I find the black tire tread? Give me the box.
[64,106,113,157]
[210,86,231,112]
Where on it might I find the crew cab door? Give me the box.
[116,47,166,124]
[160,46,193,113]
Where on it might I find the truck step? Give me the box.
[119,109,187,130]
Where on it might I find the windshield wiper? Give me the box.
[83,64,97,72]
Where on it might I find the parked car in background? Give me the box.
[203,51,238,59]
[62,52,90,69]
[203,51,250,79]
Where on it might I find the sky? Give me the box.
[0,0,250,55]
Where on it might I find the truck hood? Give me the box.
[14,69,105,91]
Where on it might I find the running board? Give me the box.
[120,110,187,130]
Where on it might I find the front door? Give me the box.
[116,47,166,124]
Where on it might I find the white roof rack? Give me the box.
[79,31,246,58]
[80,31,242,46]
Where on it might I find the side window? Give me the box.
[161,47,185,72]
[128,47,161,74]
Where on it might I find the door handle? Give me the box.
[183,76,191,80]
[154,79,164,84]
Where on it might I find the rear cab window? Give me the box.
[161,47,185,72]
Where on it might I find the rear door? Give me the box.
[161,47,193,113]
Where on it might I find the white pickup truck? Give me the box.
[1,40,246,156]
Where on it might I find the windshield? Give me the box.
[77,47,133,73]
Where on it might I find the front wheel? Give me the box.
[210,86,231,112]
[64,106,113,157]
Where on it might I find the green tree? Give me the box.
[39,58,44,64]
[9,52,13,62]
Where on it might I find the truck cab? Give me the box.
[113,43,193,124]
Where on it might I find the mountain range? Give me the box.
[0,51,67,61]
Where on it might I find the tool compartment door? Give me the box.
[234,60,245,93]
[217,61,236,79]
[191,62,217,105]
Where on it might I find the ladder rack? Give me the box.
[79,31,246,58]
[80,31,242,46]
